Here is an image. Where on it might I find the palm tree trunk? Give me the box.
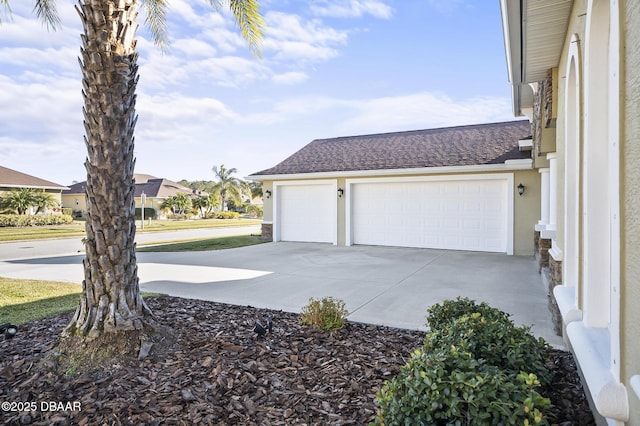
[64,0,153,339]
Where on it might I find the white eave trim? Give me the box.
[248,160,533,181]
[0,184,69,191]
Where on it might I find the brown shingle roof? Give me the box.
[251,120,532,176]
[0,166,68,190]
[63,174,204,198]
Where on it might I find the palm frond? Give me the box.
[33,0,61,30]
[141,0,169,51]
[0,1,12,25]
[207,0,264,57]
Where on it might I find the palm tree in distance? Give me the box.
[212,164,245,211]
[0,1,263,346]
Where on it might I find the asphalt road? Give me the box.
[0,225,261,261]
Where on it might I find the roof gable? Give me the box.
[0,166,68,190]
[251,120,532,177]
[64,175,201,199]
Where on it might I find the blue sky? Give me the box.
[0,0,515,185]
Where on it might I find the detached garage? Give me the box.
[250,120,540,256]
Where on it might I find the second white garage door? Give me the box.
[277,183,336,244]
[350,177,510,253]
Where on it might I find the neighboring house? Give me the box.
[0,165,68,213]
[62,174,203,219]
[501,0,639,423]
[249,120,538,255]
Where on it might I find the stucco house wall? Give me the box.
[502,0,640,422]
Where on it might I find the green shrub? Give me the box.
[374,299,553,425]
[213,211,240,219]
[134,207,157,220]
[245,204,263,218]
[426,297,511,332]
[300,297,348,331]
[0,214,74,227]
[373,345,550,426]
[426,315,552,387]
[62,208,73,216]
[426,298,551,385]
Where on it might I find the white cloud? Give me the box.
[310,0,394,19]
[272,71,309,85]
[262,12,348,62]
[171,38,217,58]
[340,92,514,134]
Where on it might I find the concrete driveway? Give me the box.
[0,242,562,347]
[136,242,562,347]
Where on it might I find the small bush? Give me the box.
[62,208,73,216]
[245,204,263,218]
[0,214,74,227]
[300,297,348,331]
[426,298,551,385]
[134,207,157,220]
[213,211,240,219]
[373,345,550,425]
[426,296,511,332]
[374,298,553,425]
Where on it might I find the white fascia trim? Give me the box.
[249,161,533,182]
[566,321,629,421]
[553,285,582,324]
[261,221,273,224]
[1,184,69,191]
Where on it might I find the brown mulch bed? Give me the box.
[1,296,595,425]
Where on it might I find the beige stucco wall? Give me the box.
[623,0,640,420]
[262,169,540,256]
[513,169,540,255]
[552,0,587,257]
[61,194,87,214]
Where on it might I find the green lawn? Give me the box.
[137,234,266,252]
[0,277,162,325]
[0,218,261,242]
[0,277,82,325]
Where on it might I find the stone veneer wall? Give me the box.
[537,237,551,273]
[548,256,563,335]
[261,223,273,241]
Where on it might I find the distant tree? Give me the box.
[212,165,245,211]
[191,196,212,217]
[248,180,263,200]
[160,193,192,216]
[33,190,60,214]
[1,188,37,215]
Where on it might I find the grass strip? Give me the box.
[137,234,266,252]
[0,277,160,325]
[0,218,261,242]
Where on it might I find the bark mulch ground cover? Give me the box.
[1,296,595,425]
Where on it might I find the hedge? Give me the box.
[0,214,74,227]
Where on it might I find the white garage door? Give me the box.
[277,183,335,243]
[351,178,509,252]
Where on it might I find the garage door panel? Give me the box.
[352,179,508,253]
[279,184,334,243]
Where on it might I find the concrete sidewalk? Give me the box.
[0,242,562,347]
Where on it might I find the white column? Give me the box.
[546,153,558,232]
[535,168,550,231]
